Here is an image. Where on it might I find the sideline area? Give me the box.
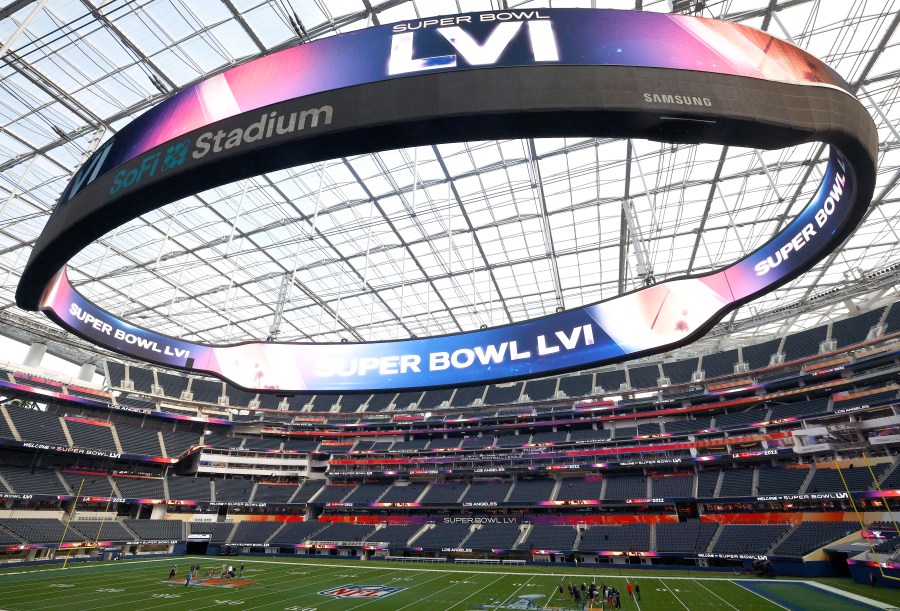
[0,556,897,610]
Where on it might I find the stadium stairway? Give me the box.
[413,481,430,503]
[549,478,562,501]
[155,431,167,458]
[406,524,431,546]
[798,468,816,494]
[56,472,73,495]
[0,408,21,440]
[712,471,725,497]
[649,524,657,550]
[59,419,75,448]
[457,526,476,548]
[419,481,470,504]
[705,524,725,553]
[515,525,532,549]
[751,468,760,495]
[412,484,429,503]
[502,484,515,503]
[109,426,124,454]
[225,522,239,543]
[765,526,795,554]
[224,524,237,545]
[457,482,471,503]
[411,523,431,546]
[572,527,583,551]
[265,522,287,545]
[305,486,324,503]
[120,520,141,541]
[0,522,22,544]
[877,460,900,487]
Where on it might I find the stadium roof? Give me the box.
[0,0,898,367]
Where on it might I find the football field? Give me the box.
[0,556,897,610]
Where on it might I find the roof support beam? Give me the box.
[431,146,515,326]
[221,0,266,52]
[687,146,728,273]
[342,155,456,335]
[617,141,632,295]
[526,138,565,311]
[0,0,45,59]
[81,0,177,90]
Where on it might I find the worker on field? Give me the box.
[168,565,177,581]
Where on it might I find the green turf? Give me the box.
[0,556,895,610]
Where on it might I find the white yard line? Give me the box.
[0,556,175,577]
[197,558,824,584]
[0,556,829,584]
[62,562,359,611]
[0,562,194,610]
[544,580,565,610]
[692,579,739,611]
[446,574,507,610]
[731,581,790,611]
[657,577,690,610]
[391,571,483,611]
[625,576,642,611]
[491,575,534,610]
[152,564,342,611]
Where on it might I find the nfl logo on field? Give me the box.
[318,584,403,599]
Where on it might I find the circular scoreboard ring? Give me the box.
[17,9,877,394]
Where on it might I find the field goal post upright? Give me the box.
[834,456,900,583]
[58,478,84,569]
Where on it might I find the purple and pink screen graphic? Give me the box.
[58,9,845,207]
